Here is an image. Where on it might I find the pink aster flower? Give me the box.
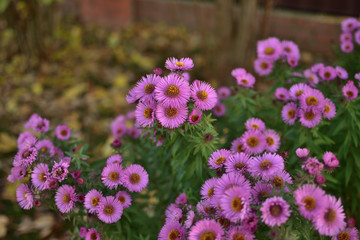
[313,195,346,236]
[191,80,218,110]
[323,98,336,120]
[55,124,71,140]
[17,131,37,149]
[55,185,76,213]
[111,122,127,138]
[264,171,293,191]
[303,157,324,175]
[115,191,132,209]
[84,189,103,214]
[226,226,255,240]
[31,163,49,190]
[16,184,34,209]
[230,137,245,154]
[257,37,283,61]
[281,40,300,59]
[185,210,195,229]
[296,148,309,159]
[32,116,50,133]
[122,164,149,192]
[252,181,273,205]
[135,74,161,103]
[300,88,326,112]
[200,177,218,200]
[158,221,186,240]
[101,163,123,189]
[106,154,123,165]
[245,118,266,131]
[342,81,358,101]
[287,56,299,67]
[249,152,284,179]
[213,102,226,117]
[165,57,194,71]
[97,196,123,224]
[127,127,142,139]
[355,30,360,45]
[225,152,250,174]
[311,63,325,73]
[335,66,349,80]
[299,107,322,128]
[281,102,298,125]
[188,219,224,240]
[254,58,274,76]
[8,166,27,183]
[79,227,87,238]
[236,73,256,88]
[231,68,247,78]
[208,149,232,169]
[289,83,311,100]
[242,213,259,233]
[275,87,289,101]
[156,104,188,129]
[85,229,100,240]
[175,193,187,205]
[126,87,139,104]
[263,129,280,152]
[240,130,266,155]
[260,196,291,227]
[341,41,354,53]
[217,87,231,100]
[35,139,55,157]
[304,69,319,85]
[135,101,156,127]
[332,228,359,240]
[165,203,183,222]
[294,184,326,220]
[13,146,38,167]
[220,186,251,222]
[355,73,360,80]
[323,152,339,168]
[340,32,352,42]
[51,157,70,182]
[341,17,360,32]
[188,108,202,124]
[214,173,251,203]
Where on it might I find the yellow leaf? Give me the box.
[113,74,128,89]
[0,132,17,152]
[63,83,87,100]
[31,82,43,96]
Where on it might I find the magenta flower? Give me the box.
[294,184,326,220]
[17,131,37,149]
[84,189,103,214]
[135,101,156,127]
[165,57,194,71]
[275,87,289,101]
[79,227,87,238]
[254,58,274,76]
[341,41,354,53]
[13,146,38,167]
[303,157,324,175]
[289,83,311,100]
[200,177,218,200]
[225,152,250,175]
[97,196,123,224]
[8,165,27,183]
[240,130,266,155]
[106,154,123,165]
[230,137,245,154]
[300,88,326,111]
[299,107,322,128]
[175,193,187,205]
[191,80,217,110]
[188,219,224,240]
[165,204,182,222]
[226,226,255,240]
[31,163,49,190]
[249,152,284,179]
[252,181,273,205]
[342,81,358,101]
[126,87,139,104]
[236,73,256,88]
[32,116,50,133]
[101,163,123,189]
[214,173,251,203]
[115,191,132,209]
[134,74,161,103]
[311,63,325,73]
[264,129,280,152]
[122,164,149,192]
[304,69,319,85]
[111,122,127,138]
[231,68,246,78]
[335,66,349,80]
[55,185,76,213]
[188,108,202,124]
[207,149,232,169]
[217,86,231,100]
[260,196,291,227]
[281,40,300,59]
[341,17,360,32]
[36,139,55,157]
[265,171,293,191]
[184,210,195,229]
[333,228,359,240]
[212,102,226,117]
[296,148,309,159]
[323,98,336,120]
[16,184,34,209]
[355,30,360,45]
[55,124,71,140]
[323,152,339,168]
[245,118,266,132]
[257,37,283,61]
[340,32,352,42]
[158,221,186,240]
[281,102,298,125]
[85,229,100,240]
[51,158,70,182]
[220,186,251,222]
[156,104,188,129]
[127,127,142,139]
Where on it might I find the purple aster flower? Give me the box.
[17,131,37,149]
[242,213,259,233]
[249,152,284,179]
[289,83,311,100]
[122,164,149,192]
[182,72,190,81]
[16,184,34,209]
[127,127,142,139]
[79,227,87,238]
[316,174,326,185]
[106,154,123,165]
[341,41,354,53]
[225,152,250,174]
[355,30,360,45]
[85,229,100,240]
[165,204,183,222]
[31,163,49,190]
[115,191,132,209]
[24,113,40,129]
[101,163,123,189]
[13,146,38,167]
[44,177,57,189]
[188,108,202,124]
[275,87,290,101]
[303,157,324,175]
[231,68,246,78]
[260,196,291,227]
[265,171,293,192]
[217,87,231,100]
[300,88,326,111]
[208,149,232,170]
[35,139,55,157]
[311,63,325,73]
[294,184,326,220]
[175,193,187,205]
[323,98,336,120]
[257,37,283,61]
[281,102,298,125]
[134,74,161,103]
[200,177,218,200]
[340,32,352,42]
[296,148,309,159]
[111,122,127,138]
[156,104,188,129]
[165,57,194,71]
[313,195,346,236]
[51,158,70,182]
[335,66,349,80]
[185,210,195,229]
[287,56,299,67]
[214,173,251,203]
[245,118,266,132]
[230,137,245,154]
[213,102,226,117]
[332,228,359,240]
[53,147,64,158]
[32,116,50,133]
[341,17,360,32]
[220,186,251,222]
[226,226,255,240]
[188,219,224,240]
[254,58,274,76]
[281,40,300,59]
[241,130,266,155]
[126,110,136,120]
[355,73,360,80]
[126,87,139,104]
[97,196,123,224]
[55,185,76,213]
[135,101,156,127]
[8,166,27,183]
[191,80,217,110]
[252,181,273,205]
[55,124,71,140]
[323,152,339,168]
[304,69,319,85]
[153,67,163,75]
[84,189,103,214]
[264,129,280,153]
[342,81,358,101]
[299,107,322,128]
[159,221,186,240]
[236,73,256,88]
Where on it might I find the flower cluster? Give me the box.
[254,37,300,76]
[126,57,218,129]
[111,111,142,141]
[212,86,231,117]
[339,17,360,53]
[231,68,256,88]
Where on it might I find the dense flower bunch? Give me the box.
[158,125,358,239]
[126,57,218,129]
[110,111,142,141]
[339,17,360,53]
[254,37,300,76]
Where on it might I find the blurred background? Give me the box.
[0,0,358,239]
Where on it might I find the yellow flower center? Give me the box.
[197,90,208,101]
[39,172,46,183]
[207,187,214,198]
[109,171,119,181]
[233,233,246,240]
[337,231,350,240]
[168,229,180,240]
[215,156,226,165]
[144,83,155,94]
[270,205,282,217]
[302,196,316,211]
[130,173,141,184]
[165,107,178,118]
[295,90,303,97]
[260,62,268,70]
[264,47,275,55]
[259,159,272,170]
[231,197,243,212]
[324,208,337,223]
[104,205,115,216]
[143,107,153,119]
[91,197,100,207]
[306,96,318,106]
[175,62,184,67]
[62,194,71,204]
[60,130,68,136]
[324,104,330,113]
[272,176,284,187]
[247,137,259,148]
[118,195,126,204]
[165,85,180,98]
[266,137,274,146]
[200,231,216,240]
[304,111,315,121]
